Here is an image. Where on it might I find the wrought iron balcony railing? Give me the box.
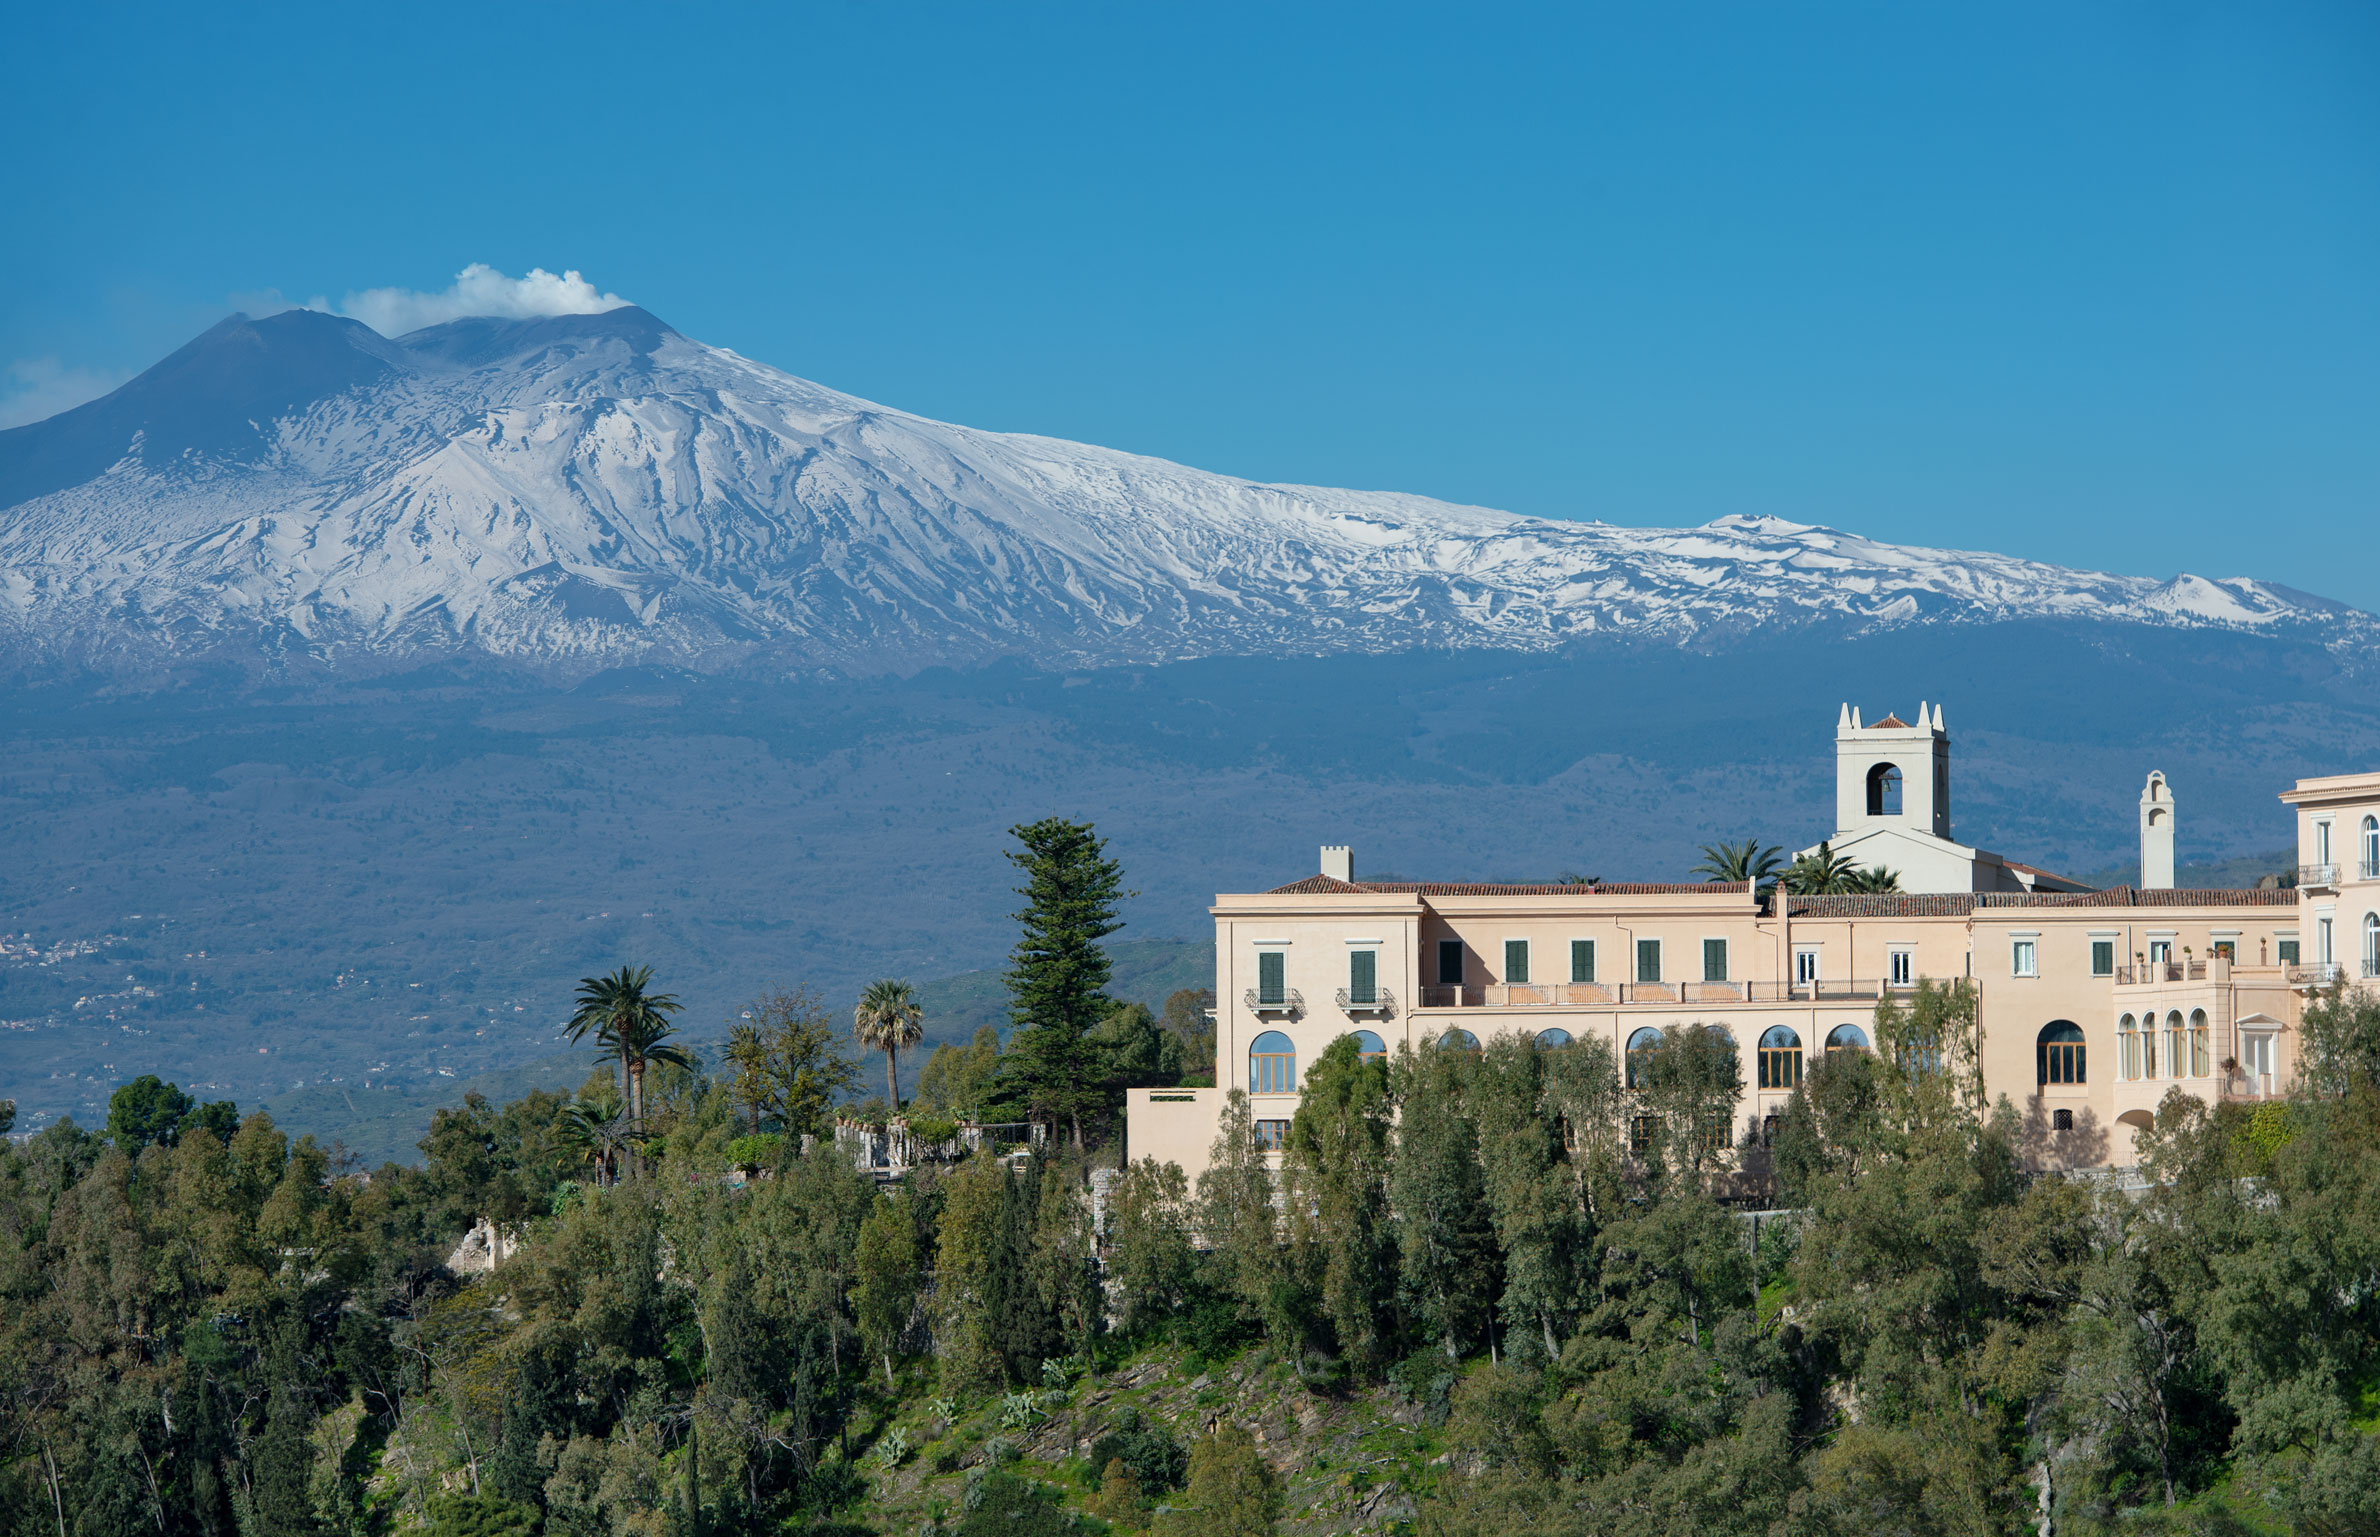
[1334,985,1397,1015]
[2286,962,2344,987]
[1244,987,1304,1015]
[2298,863,2341,889]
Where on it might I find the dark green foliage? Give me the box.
[1003,817,1126,1143]
[1087,1406,1188,1493]
[104,1072,193,1149]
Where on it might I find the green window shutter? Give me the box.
[2091,941,2114,976]
[1571,939,1595,983]
[2278,939,2299,965]
[1349,949,1376,1002]
[1504,939,1529,984]
[1637,938,1661,982]
[1703,938,1727,982]
[1258,952,1285,1002]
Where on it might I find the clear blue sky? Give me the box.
[5,2,2376,606]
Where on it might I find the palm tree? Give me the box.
[1843,864,1903,894]
[853,978,926,1110]
[1779,842,1861,895]
[568,965,692,1135]
[1692,839,1784,892]
[557,1090,635,1187]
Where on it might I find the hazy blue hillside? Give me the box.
[251,936,1214,1166]
[3,619,2372,1134]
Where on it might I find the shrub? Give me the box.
[1087,1407,1187,1493]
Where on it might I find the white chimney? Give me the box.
[2139,772,2175,890]
[1320,844,1353,882]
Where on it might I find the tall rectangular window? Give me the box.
[1257,951,1286,1005]
[2012,939,2037,977]
[2278,938,2300,965]
[1702,938,1727,982]
[2090,940,2114,977]
[1637,938,1662,982]
[1504,939,1530,984]
[1438,939,1465,985]
[1889,949,1914,987]
[1794,948,1819,984]
[1571,939,1595,983]
[2316,820,2333,863]
[2319,918,2335,963]
[1348,949,1376,1004]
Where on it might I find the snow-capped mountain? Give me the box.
[0,306,2364,673]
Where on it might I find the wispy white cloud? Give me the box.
[338,263,632,337]
[0,357,131,429]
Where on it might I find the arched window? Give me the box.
[1534,1027,1573,1049]
[1249,1031,1296,1094]
[2165,1011,2185,1083]
[1757,1025,1802,1089]
[1866,762,1903,816]
[2118,1014,2138,1081]
[1825,1023,1869,1053]
[2038,1021,2085,1086]
[1436,1028,1481,1053]
[2364,815,2379,878]
[1625,1026,1664,1088]
[1350,1029,1387,1062]
[2189,1009,2211,1077]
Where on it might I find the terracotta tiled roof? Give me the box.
[1770,885,2295,918]
[1774,894,1982,918]
[1872,713,1909,728]
[1975,886,2299,909]
[1262,876,1741,897]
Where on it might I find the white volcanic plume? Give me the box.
[339,264,632,337]
[0,303,2364,675]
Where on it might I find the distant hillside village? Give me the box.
[1118,701,2377,1188]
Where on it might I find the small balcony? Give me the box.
[1334,985,1397,1016]
[2286,962,2343,988]
[2299,863,2341,890]
[2364,859,2380,881]
[1244,987,1304,1016]
[2116,962,2209,984]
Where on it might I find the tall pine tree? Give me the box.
[1002,818,1126,1145]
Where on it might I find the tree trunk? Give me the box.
[887,1047,900,1111]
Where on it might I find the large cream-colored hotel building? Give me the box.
[1129,705,2380,1181]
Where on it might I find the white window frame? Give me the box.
[2011,933,2039,978]
[2315,818,2333,864]
[1793,946,1820,985]
[1887,947,1915,987]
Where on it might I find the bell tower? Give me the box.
[1834,701,1952,842]
[2139,772,2175,889]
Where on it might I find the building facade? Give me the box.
[1129,712,2380,1185]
